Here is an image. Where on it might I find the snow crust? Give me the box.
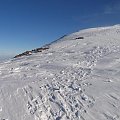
[0,25,120,120]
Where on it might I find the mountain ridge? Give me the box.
[14,24,120,59]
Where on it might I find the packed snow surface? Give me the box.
[1,25,120,120]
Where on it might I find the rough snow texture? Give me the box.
[0,25,120,120]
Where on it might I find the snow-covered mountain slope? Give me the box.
[1,25,120,120]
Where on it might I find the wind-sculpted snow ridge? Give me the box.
[1,25,120,120]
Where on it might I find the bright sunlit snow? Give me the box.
[0,25,120,120]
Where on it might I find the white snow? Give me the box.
[0,25,120,120]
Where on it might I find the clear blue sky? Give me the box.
[0,0,120,57]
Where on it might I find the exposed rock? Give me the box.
[75,37,84,39]
[14,47,49,58]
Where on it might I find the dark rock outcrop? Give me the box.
[14,47,49,58]
[75,37,84,39]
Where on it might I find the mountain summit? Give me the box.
[0,25,120,120]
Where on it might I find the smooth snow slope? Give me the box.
[0,25,120,120]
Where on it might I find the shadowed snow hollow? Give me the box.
[0,25,120,120]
